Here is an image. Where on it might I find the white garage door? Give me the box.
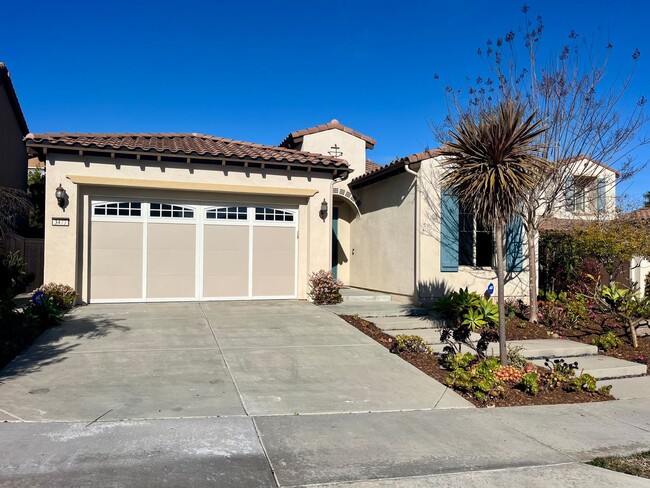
[89,200,297,302]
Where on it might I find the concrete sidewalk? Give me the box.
[1,398,650,486]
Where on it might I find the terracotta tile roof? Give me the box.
[0,63,28,135]
[365,159,382,173]
[626,207,650,221]
[563,154,620,177]
[280,119,376,149]
[539,218,593,232]
[350,148,443,188]
[25,132,349,170]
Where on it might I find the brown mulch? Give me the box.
[506,315,650,370]
[340,314,613,408]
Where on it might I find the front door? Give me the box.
[332,206,339,279]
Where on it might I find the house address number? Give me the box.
[52,218,70,227]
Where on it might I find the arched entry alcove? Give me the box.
[332,189,360,283]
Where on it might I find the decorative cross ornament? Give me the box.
[328,144,343,158]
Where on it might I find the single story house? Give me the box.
[33,119,607,304]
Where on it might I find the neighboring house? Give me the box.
[28,156,45,176]
[0,63,29,191]
[550,155,618,220]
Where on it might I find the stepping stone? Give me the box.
[486,339,598,359]
[322,302,431,318]
[340,287,392,303]
[597,376,650,400]
[532,355,647,380]
[373,316,447,330]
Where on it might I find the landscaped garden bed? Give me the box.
[505,315,650,368]
[340,314,614,408]
[0,252,76,370]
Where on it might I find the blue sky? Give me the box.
[2,0,648,203]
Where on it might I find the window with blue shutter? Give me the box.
[441,190,459,272]
[506,215,524,273]
[596,178,606,213]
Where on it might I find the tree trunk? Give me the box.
[630,318,639,348]
[495,222,507,365]
[527,227,538,322]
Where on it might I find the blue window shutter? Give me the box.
[441,190,459,272]
[565,176,575,212]
[596,178,606,213]
[506,215,523,273]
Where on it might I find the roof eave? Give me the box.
[26,142,351,179]
[0,64,28,136]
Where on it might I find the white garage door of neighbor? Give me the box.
[89,200,298,302]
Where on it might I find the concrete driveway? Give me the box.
[0,300,471,422]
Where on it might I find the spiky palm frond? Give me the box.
[440,101,548,226]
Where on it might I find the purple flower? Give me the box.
[31,291,46,306]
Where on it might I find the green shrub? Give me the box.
[592,331,622,351]
[390,335,431,354]
[0,252,33,303]
[24,291,62,327]
[568,373,597,393]
[36,283,77,311]
[543,358,578,389]
[507,345,529,369]
[565,294,589,327]
[444,354,503,402]
[539,231,581,294]
[307,270,343,305]
[434,288,499,358]
[519,372,539,395]
[444,352,475,370]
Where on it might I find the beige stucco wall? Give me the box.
[417,158,529,302]
[44,154,334,302]
[0,86,27,190]
[349,172,416,297]
[299,129,368,189]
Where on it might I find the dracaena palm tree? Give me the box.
[440,100,548,365]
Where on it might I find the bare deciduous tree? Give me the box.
[434,6,648,321]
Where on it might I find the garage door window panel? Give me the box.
[93,201,142,218]
[206,206,248,221]
[150,203,194,219]
[255,207,294,222]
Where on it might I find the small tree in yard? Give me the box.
[440,100,548,365]
[434,6,648,323]
[574,219,650,284]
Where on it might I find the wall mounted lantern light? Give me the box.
[319,199,328,221]
[55,184,68,209]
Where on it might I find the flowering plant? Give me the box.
[35,283,77,310]
[308,270,343,305]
